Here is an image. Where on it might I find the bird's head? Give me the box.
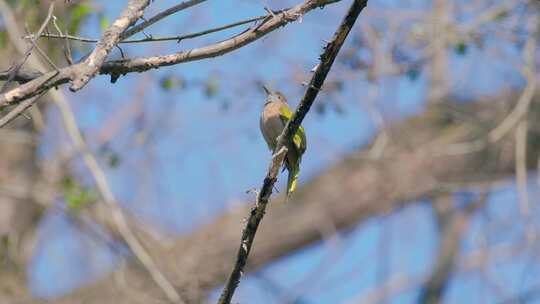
[263,85,287,104]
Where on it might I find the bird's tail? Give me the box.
[286,162,299,197]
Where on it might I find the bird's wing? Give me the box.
[279,104,307,155]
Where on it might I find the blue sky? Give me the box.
[25,0,538,303]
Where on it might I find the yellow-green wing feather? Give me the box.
[279,104,307,196]
[279,105,307,154]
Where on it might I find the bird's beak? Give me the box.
[262,85,272,96]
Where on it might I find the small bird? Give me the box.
[260,85,307,196]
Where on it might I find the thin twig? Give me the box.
[516,120,529,216]
[216,1,369,303]
[52,15,73,65]
[0,91,45,127]
[0,1,54,93]
[488,16,537,143]
[25,31,59,71]
[121,0,208,40]
[0,0,345,107]
[29,15,266,44]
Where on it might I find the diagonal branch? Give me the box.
[0,0,344,113]
[100,0,343,77]
[69,0,151,91]
[28,15,266,44]
[217,1,369,303]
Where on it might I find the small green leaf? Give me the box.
[61,176,96,210]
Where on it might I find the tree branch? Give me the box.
[217,1,368,303]
[29,15,266,44]
[69,0,151,91]
[0,0,344,114]
[100,0,342,77]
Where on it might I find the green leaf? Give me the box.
[61,176,96,210]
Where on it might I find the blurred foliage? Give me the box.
[5,0,92,34]
[61,176,97,211]
[204,76,219,98]
[67,3,92,34]
[159,74,185,91]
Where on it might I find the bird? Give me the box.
[260,85,307,197]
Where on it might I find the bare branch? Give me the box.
[30,15,266,44]
[217,1,369,303]
[0,92,45,128]
[488,16,537,143]
[0,0,345,113]
[69,0,151,91]
[100,0,343,77]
